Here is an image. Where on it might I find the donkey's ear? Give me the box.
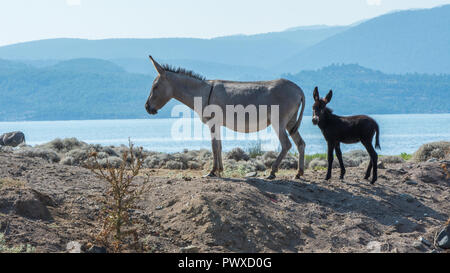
[313,87,320,101]
[324,90,333,103]
[149,55,165,76]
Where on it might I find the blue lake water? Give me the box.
[0,114,449,155]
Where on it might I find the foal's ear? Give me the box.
[324,90,333,103]
[149,55,165,76]
[313,87,320,101]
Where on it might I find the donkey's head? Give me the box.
[312,87,332,125]
[145,56,174,115]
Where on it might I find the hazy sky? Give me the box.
[1,0,450,46]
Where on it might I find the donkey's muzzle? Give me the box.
[312,117,319,125]
[145,103,158,115]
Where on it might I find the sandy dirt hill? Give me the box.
[0,151,449,253]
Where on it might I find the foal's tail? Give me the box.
[375,122,381,150]
[288,94,306,135]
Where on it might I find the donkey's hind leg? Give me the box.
[267,128,292,180]
[364,160,372,180]
[362,140,378,184]
[335,143,346,179]
[290,131,306,179]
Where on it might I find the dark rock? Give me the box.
[405,179,418,185]
[419,236,432,247]
[413,241,425,250]
[87,245,107,253]
[436,225,450,249]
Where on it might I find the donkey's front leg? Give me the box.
[325,142,335,180]
[334,143,346,179]
[206,125,222,177]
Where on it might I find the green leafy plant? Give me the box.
[400,152,412,161]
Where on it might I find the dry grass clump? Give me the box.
[379,155,405,164]
[0,178,26,189]
[226,147,250,161]
[412,141,450,162]
[36,137,88,153]
[85,140,150,252]
[13,147,60,163]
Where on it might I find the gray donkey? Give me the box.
[0,131,25,147]
[145,56,306,179]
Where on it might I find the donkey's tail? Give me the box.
[375,122,381,150]
[288,94,306,135]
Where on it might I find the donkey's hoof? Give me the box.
[370,179,377,185]
[294,173,303,180]
[204,172,217,178]
[266,174,276,180]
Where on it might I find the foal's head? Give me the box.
[312,87,333,125]
[145,56,174,115]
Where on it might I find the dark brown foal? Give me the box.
[312,87,381,184]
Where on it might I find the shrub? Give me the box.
[279,154,298,169]
[14,147,60,163]
[412,141,450,162]
[164,160,184,170]
[305,153,327,168]
[61,156,75,166]
[308,158,328,170]
[64,148,90,165]
[400,152,412,161]
[226,148,250,161]
[85,140,150,252]
[379,155,405,164]
[37,137,88,153]
[262,151,278,168]
[97,156,123,168]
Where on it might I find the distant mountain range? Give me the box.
[0,25,348,78]
[1,5,450,75]
[280,5,450,74]
[0,5,449,121]
[0,59,448,121]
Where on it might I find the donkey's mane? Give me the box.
[162,64,206,81]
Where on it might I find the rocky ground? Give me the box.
[0,142,449,253]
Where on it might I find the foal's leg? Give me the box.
[362,140,378,184]
[267,128,292,180]
[334,143,346,179]
[325,142,335,180]
[290,131,306,179]
[364,160,372,180]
